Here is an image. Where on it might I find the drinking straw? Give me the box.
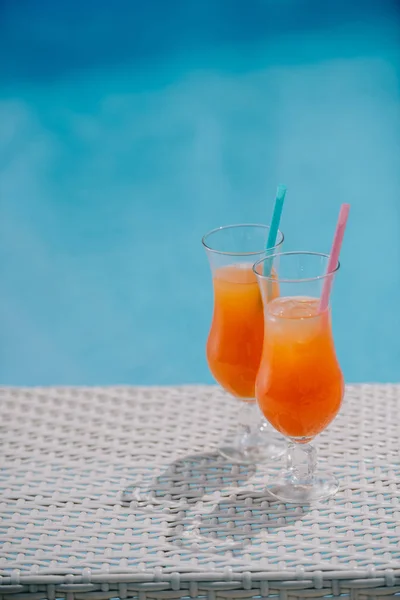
[263,184,287,276]
[319,203,350,312]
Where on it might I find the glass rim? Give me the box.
[253,251,340,283]
[201,223,284,257]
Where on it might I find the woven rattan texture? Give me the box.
[0,385,399,600]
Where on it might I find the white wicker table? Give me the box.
[0,385,399,600]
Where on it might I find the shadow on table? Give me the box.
[121,452,256,507]
[121,451,309,555]
[166,488,310,554]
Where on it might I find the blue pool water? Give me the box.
[0,0,399,386]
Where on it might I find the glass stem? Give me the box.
[286,441,317,485]
[238,400,256,432]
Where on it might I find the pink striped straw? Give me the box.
[319,203,350,312]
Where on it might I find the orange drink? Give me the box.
[256,296,344,440]
[254,250,346,502]
[207,264,278,398]
[202,223,284,463]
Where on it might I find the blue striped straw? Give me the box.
[263,184,287,276]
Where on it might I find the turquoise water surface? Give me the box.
[0,0,399,385]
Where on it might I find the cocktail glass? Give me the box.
[254,251,344,502]
[203,224,285,464]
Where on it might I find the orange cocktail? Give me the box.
[256,296,344,439]
[207,264,277,399]
[254,250,345,502]
[203,223,284,463]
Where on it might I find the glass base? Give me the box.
[219,400,285,464]
[267,470,339,503]
[219,426,286,464]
